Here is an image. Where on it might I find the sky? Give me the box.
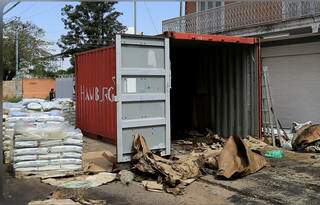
[3,1,181,69]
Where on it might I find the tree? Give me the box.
[3,19,56,80]
[58,2,126,66]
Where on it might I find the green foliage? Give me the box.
[3,19,56,80]
[4,96,22,103]
[28,68,74,78]
[59,2,126,62]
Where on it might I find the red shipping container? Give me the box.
[75,46,117,143]
[75,32,261,162]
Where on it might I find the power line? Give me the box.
[143,1,159,34]
[3,2,21,15]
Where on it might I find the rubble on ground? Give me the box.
[30,187,106,204]
[118,170,135,185]
[263,120,320,153]
[292,124,320,153]
[42,172,116,188]
[131,133,267,195]
[132,134,204,195]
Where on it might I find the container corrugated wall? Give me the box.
[75,46,117,143]
[170,39,260,138]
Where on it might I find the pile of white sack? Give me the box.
[13,122,83,173]
[3,98,79,170]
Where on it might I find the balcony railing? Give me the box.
[162,1,320,34]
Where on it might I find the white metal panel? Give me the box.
[116,35,171,162]
[55,77,74,99]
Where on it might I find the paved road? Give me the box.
[2,138,320,205]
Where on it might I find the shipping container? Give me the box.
[75,32,261,162]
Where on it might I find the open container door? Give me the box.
[115,35,171,162]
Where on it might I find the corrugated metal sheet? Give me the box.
[170,39,260,138]
[262,41,320,127]
[75,46,117,143]
[56,77,74,99]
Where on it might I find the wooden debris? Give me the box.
[142,180,164,192]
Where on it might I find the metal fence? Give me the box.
[163,1,320,34]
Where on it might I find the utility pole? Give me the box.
[15,30,19,76]
[133,0,137,34]
[15,17,22,97]
[179,0,183,32]
[180,0,183,17]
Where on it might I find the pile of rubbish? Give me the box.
[266,121,320,153]
[3,98,82,175]
[291,122,320,153]
[37,132,267,195]
[131,133,267,195]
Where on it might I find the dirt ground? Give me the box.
[2,137,320,205]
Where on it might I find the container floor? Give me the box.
[2,136,320,205]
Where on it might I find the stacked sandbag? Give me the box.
[62,106,76,127]
[3,102,26,164]
[54,98,76,126]
[3,127,14,164]
[2,98,76,164]
[13,122,83,173]
[3,107,65,164]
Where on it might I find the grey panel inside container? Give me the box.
[170,40,259,138]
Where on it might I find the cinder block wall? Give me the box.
[22,78,56,99]
[3,80,22,98]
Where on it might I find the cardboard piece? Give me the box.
[292,124,320,151]
[132,134,203,193]
[42,172,116,188]
[217,136,268,179]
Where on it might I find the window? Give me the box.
[197,1,224,12]
[200,2,206,11]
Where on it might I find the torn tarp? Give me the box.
[132,134,203,194]
[217,136,268,179]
